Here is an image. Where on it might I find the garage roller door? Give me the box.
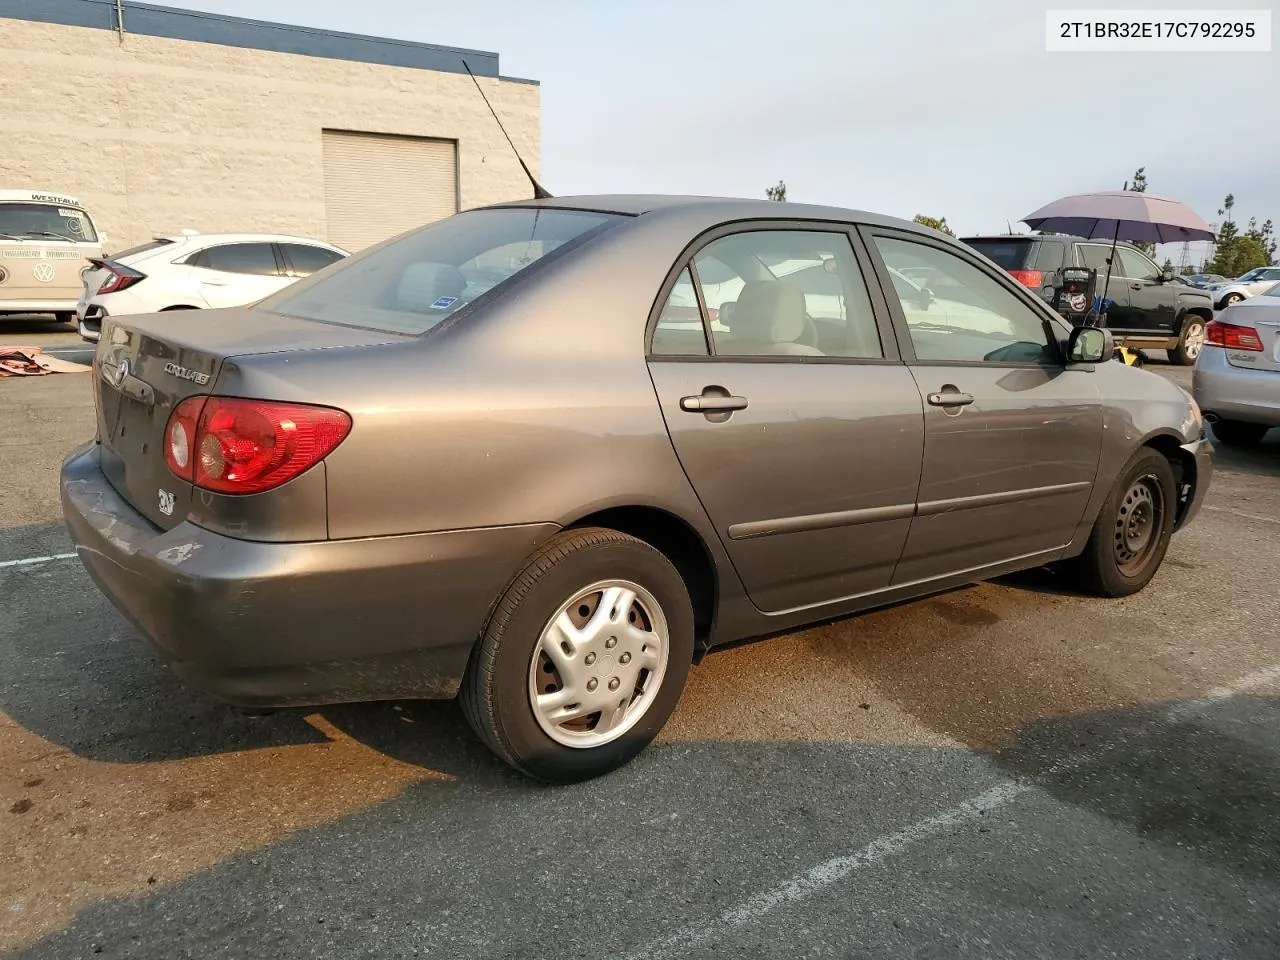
[322,130,458,252]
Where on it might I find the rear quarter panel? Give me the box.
[219,211,733,550]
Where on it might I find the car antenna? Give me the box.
[462,59,552,200]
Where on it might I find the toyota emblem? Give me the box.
[114,358,131,386]
[32,262,56,283]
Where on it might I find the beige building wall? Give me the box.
[0,17,540,251]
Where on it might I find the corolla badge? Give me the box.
[164,362,210,385]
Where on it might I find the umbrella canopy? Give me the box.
[1021,190,1215,243]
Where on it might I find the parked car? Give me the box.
[1183,273,1228,289]
[62,196,1213,783]
[0,189,106,324]
[77,231,348,342]
[1202,266,1280,309]
[1193,281,1280,446]
[960,233,1215,364]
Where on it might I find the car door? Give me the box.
[862,228,1104,585]
[189,242,291,308]
[1075,242,1131,326]
[1115,245,1176,332]
[646,224,924,614]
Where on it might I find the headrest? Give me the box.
[397,262,467,311]
[730,280,807,343]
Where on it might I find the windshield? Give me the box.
[266,207,624,334]
[1237,268,1265,281]
[0,202,98,242]
[1262,282,1280,298]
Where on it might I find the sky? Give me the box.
[162,0,1277,266]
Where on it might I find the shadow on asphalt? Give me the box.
[7,693,1279,960]
[0,318,75,339]
[1208,428,1280,479]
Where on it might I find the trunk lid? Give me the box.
[1221,299,1280,373]
[94,308,404,529]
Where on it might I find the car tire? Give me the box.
[56,312,75,326]
[1169,316,1207,365]
[1062,447,1177,598]
[460,526,695,784]
[1211,419,1269,447]
[1218,293,1244,309]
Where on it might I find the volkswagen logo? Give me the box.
[113,358,131,386]
[32,262,56,283]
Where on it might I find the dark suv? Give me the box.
[960,234,1215,365]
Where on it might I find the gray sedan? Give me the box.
[61,196,1213,783]
[1193,282,1280,445]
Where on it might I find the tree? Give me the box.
[1123,166,1154,255]
[765,180,787,202]
[1206,234,1269,278]
[912,214,954,236]
[1205,194,1275,276]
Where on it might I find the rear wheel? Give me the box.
[1062,448,1176,597]
[1212,419,1269,447]
[1169,316,1206,365]
[460,527,694,783]
[55,312,75,326]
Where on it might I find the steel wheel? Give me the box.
[528,579,670,749]
[1112,473,1164,575]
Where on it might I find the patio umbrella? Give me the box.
[1020,190,1216,322]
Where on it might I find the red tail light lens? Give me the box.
[1205,320,1263,352]
[97,261,145,295]
[1008,269,1044,288]
[162,397,351,494]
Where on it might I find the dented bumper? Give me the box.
[60,442,556,707]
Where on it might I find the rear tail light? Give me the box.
[96,260,146,295]
[1008,269,1044,288]
[1205,319,1263,352]
[163,396,352,494]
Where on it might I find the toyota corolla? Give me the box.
[61,195,1213,783]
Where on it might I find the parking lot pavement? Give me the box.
[1,341,1278,958]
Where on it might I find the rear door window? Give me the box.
[197,243,282,276]
[1034,242,1065,272]
[281,243,345,278]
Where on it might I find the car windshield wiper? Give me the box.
[23,231,79,242]
[0,233,24,242]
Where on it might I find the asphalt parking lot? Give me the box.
[2,319,1278,959]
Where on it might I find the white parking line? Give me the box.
[621,663,1280,960]
[0,552,78,570]
[1203,505,1280,525]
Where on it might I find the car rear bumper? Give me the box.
[1193,347,1280,427]
[61,442,556,707]
[0,299,77,315]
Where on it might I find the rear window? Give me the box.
[266,207,624,334]
[962,239,1036,271]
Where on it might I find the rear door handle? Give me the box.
[927,391,974,407]
[680,395,748,412]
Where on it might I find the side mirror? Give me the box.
[1161,267,1174,282]
[918,287,935,308]
[1068,324,1113,364]
[97,231,109,246]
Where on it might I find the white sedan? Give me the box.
[77,232,348,342]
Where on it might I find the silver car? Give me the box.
[61,196,1214,783]
[1194,282,1280,445]
[1203,266,1280,309]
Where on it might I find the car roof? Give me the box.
[160,232,342,245]
[479,194,940,236]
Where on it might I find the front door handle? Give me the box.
[927,391,974,407]
[680,394,748,412]
[1130,282,1143,290]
